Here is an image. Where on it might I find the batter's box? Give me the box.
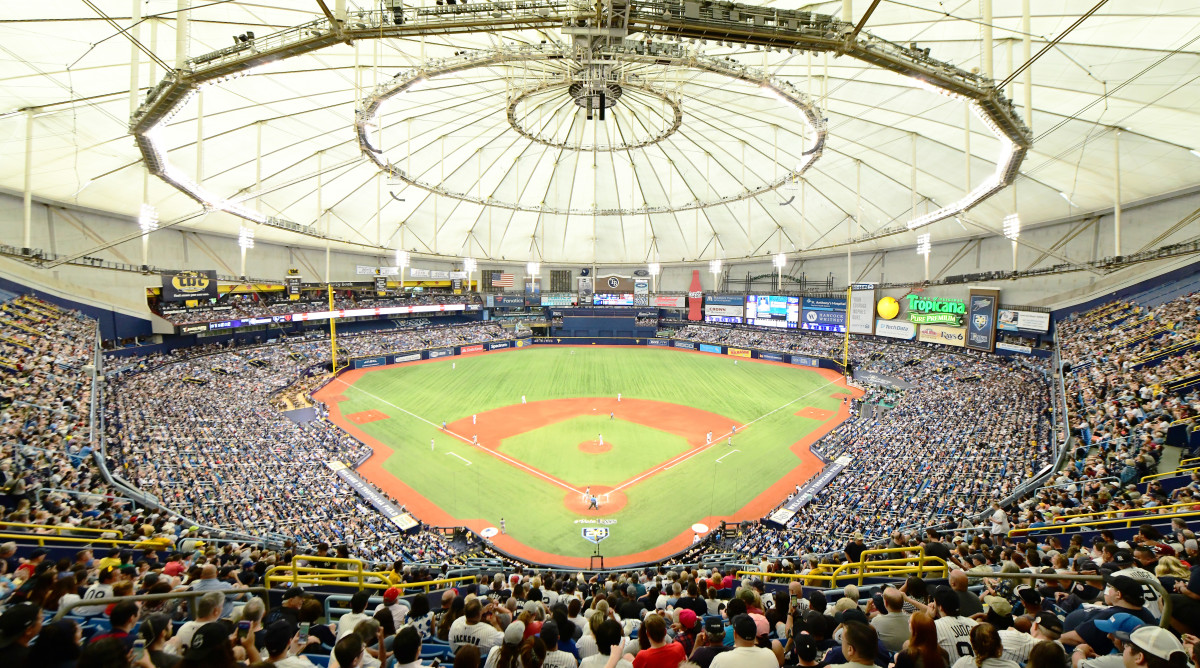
[347,410,389,424]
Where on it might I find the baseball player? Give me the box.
[430,438,435,451]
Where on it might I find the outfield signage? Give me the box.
[758,351,785,362]
[705,304,743,317]
[646,338,670,347]
[290,303,471,322]
[461,344,485,354]
[428,347,455,358]
[514,339,531,348]
[486,341,510,350]
[541,293,576,307]
[179,324,208,335]
[848,284,876,335]
[918,324,966,347]
[208,320,238,330]
[494,295,525,307]
[727,347,751,358]
[875,319,916,340]
[906,295,966,325]
[997,341,1033,354]
[393,353,422,363]
[998,308,1050,332]
[790,355,820,367]
[853,370,912,390]
[705,294,744,306]
[673,341,696,350]
[767,455,853,526]
[353,356,387,369]
[652,295,686,308]
[698,344,723,354]
[966,289,1000,352]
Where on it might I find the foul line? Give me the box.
[714,449,740,463]
[616,378,841,490]
[446,452,472,466]
[328,377,581,494]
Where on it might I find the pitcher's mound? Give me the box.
[578,439,612,454]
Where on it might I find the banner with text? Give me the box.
[874,319,917,340]
[767,455,853,525]
[848,284,876,335]
[727,347,752,358]
[162,270,218,302]
[652,295,687,308]
[966,288,1000,352]
[328,462,418,530]
[998,309,1050,332]
[918,324,967,347]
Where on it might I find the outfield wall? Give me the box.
[348,339,527,368]
[531,336,847,373]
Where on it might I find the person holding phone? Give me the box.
[263,620,320,667]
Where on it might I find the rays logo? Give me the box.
[582,527,610,543]
[973,314,988,330]
[607,277,620,289]
[171,270,212,294]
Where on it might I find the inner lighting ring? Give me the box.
[506,80,684,152]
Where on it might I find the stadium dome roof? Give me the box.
[1,1,1198,266]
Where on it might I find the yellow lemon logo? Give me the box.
[877,296,899,320]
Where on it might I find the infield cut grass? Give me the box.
[328,346,850,560]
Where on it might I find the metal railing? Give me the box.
[0,532,168,551]
[52,587,270,622]
[1142,466,1200,483]
[1009,509,1200,537]
[0,521,122,538]
[1051,499,1199,522]
[738,547,948,587]
[263,556,476,592]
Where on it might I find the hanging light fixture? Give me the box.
[237,227,255,249]
[916,233,931,256]
[1002,214,1020,240]
[138,204,158,234]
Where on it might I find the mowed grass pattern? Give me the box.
[332,346,849,559]
[499,416,693,487]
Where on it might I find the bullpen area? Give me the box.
[314,345,859,566]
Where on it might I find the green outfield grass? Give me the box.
[499,416,691,487]
[330,346,850,561]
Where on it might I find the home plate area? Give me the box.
[346,409,389,424]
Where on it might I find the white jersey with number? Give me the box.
[1119,567,1163,620]
[935,615,977,660]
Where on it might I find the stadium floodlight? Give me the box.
[395,249,409,267]
[916,233,931,256]
[648,262,660,275]
[463,257,477,272]
[138,204,158,233]
[709,259,722,274]
[526,261,540,274]
[1003,213,1020,240]
[773,253,787,269]
[1059,191,1078,207]
[237,227,255,249]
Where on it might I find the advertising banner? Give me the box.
[460,344,485,354]
[687,271,703,321]
[706,295,745,306]
[905,295,966,326]
[875,319,917,340]
[848,284,876,335]
[328,463,418,531]
[652,295,686,308]
[800,309,846,332]
[594,294,635,306]
[705,304,744,317]
[802,296,847,312]
[356,265,377,275]
[161,270,218,302]
[179,324,208,335]
[998,309,1050,332]
[246,317,273,326]
[646,338,670,347]
[285,275,302,299]
[767,455,854,525]
[699,344,723,354]
[409,268,430,278]
[578,277,594,296]
[790,355,820,367]
[541,294,576,307]
[852,370,913,390]
[392,353,422,363]
[495,295,525,307]
[352,356,387,369]
[634,279,649,295]
[513,339,530,348]
[374,276,388,294]
[208,320,238,330]
[997,341,1033,354]
[486,341,511,350]
[727,347,752,358]
[430,270,450,279]
[758,352,785,362]
[918,324,966,347]
[673,341,696,350]
[966,289,1000,352]
[428,347,455,358]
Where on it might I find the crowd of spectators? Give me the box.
[153,291,482,326]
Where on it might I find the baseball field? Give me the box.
[314,345,858,567]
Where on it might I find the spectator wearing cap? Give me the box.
[75,565,117,616]
[376,586,411,630]
[710,614,777,668]
[0,602,41,663]
[791,633,820,667]
[633,613,687,668]
[673,609,701,656]
[846,533,867,564]
[872,587,911,653]
[1104,549,1162,621]
[823,620,880,668]
[140,612,181,668]
[263,620,319,667]
[338,591,375,642]
[182,620,256,668]
[1120,626,1191,668]
[267,586,308,627]
[13,547,47,582]
[542,620,579,668]
[951,623,1018,668]
[1070,613,1145,668]
[1001,607,1064,667]
[1061,575,1157,656]
[485,620,525,668]
[689,616,732,668]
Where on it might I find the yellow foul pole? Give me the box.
[328,285,340,371]
[843,286,851,371]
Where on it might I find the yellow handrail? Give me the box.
[263,555,474,593]
[736,548,948,587]
[1009,509,1200,537]
[1051,500,1200,522]
[1141,466,1200,483]
[0,532,152,549]
[0,521,123,538]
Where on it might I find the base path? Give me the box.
[316,350,862,568]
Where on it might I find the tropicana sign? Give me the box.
[906,294,966,325]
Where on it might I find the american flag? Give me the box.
[492,272,514,287]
